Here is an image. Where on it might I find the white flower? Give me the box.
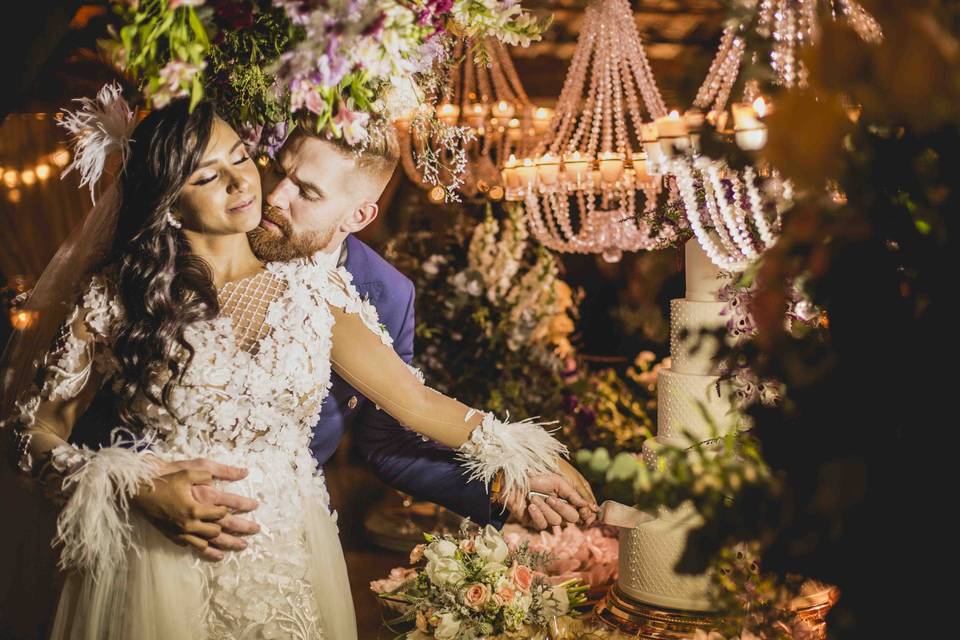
[434,612,462,640]
[465,279,483,297]
[426,539,458,559]
[425,557,465,586]
[480,561,508,580]
[475,525,509,563]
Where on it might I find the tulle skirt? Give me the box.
[46,491,357,640]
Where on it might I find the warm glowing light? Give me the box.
[20,170,36,186]
[752,97,769,118]
[10,309,38,330]
[3,170,18,188]
[35,164,51,180]
[427,185,446,203]
[7,188,22,204]
[51,149,71,167]
[491,100,515,119]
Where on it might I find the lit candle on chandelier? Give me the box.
[654,110,688,138]
[629,152,652,187]
[563,151,589,186]
[655,110,690,156]
[501,154,520,189]
[598,151,624,183]
[732,98,768,150]
[516,157,537,189]
[684,108,705,152]
[640,124,664,175]
[465,102,487,129]
[536,153,560,186]
[505,117,523,141]
[532,107,554,134]
[491,100,515,120]
[436,102,459,125]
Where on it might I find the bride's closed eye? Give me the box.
[190,154,251,186]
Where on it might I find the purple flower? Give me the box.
[261,121,289,157]
[238,124,264,154]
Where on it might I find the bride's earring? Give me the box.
[165,210,182,229]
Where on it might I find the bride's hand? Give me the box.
[499,459,600,530]
[134,457,260,561]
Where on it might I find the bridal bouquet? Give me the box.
[375,523,588,639]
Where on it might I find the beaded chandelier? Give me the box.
[397,37,552,203]
[517,0,678,263]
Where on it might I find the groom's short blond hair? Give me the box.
[289,114,399,195]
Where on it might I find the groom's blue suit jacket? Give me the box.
[70,235,497,525]
[314,235,496,524]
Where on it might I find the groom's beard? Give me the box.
[248,205,337,262]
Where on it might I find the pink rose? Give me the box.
[409,544,427,564]
[459,537,476,554]
[509,563,534,593]
[496,584,517,605]
[416,609,429,632]
[369,567,417,594]
[463,583,489,610]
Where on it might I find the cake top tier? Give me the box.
[685,238,724,302]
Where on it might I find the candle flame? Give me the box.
[752,97,768,118]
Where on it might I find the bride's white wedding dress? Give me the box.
[4,251,564,639]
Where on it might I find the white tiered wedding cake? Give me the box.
[618,238,743,612]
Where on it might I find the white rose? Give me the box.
[475,525,509,563]
[434,612,461,640]
[425,557,465,587]
[424,539,458,561]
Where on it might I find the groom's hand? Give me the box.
[134,458,260,562]
[500,459,600,530]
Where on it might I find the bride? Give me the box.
[0,92,595,639]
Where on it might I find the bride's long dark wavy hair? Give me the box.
[107,99,220,432]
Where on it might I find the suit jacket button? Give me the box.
[347,395,359,410]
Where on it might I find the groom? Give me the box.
[125,122,596,560]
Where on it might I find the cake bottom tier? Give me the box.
[616,502,714,612]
